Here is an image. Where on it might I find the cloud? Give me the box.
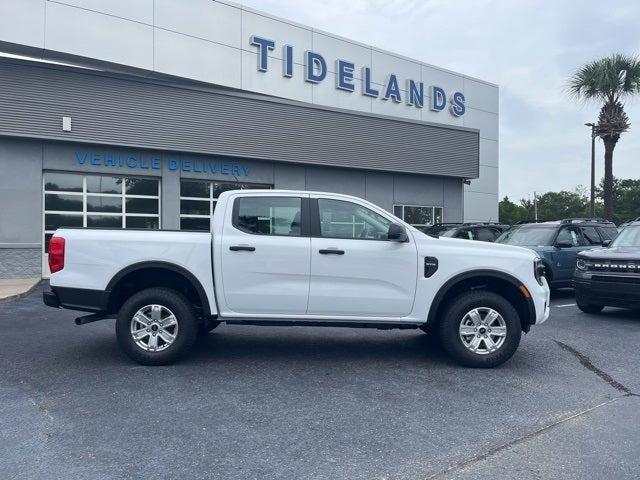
[241,0,640,200]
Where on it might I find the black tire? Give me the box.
[577,302,604,314]
[438,290,522,368]
[116,287,198,366]
[198,320,221,336]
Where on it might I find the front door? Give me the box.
[552,226,587,282]
[307,196,418,317]
[220,194,311,315]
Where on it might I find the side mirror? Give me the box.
[602,239,612,247]
[555,241,573,249]
[388,223,408,242]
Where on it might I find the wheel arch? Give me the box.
[427,270,536,332]
[105,261,211,317]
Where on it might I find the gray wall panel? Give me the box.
[0,139,42,244]
[365,173,394,212]
[274,164,306,190]
[393,174,445,207]
[0,60,479,179]
[443,179,464,222]
[305,167,366,198]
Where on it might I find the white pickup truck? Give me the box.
[44,190,550,367]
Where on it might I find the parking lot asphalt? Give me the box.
[1,284,639,480]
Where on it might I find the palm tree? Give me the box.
[568,54,640,220]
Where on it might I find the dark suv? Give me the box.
[421,223,510,242]
[495,218,618,289]
[574,221,640,313]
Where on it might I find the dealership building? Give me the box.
[0,0,499,279]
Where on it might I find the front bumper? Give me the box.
[532,276,551,324]
[573,271,640,309]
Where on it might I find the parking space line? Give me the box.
[555,303,576,308]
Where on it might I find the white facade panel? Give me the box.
[370,49,421,87]
[311,32,371,77]
[44,1,154,70]
[371,92,422,121]
[241,51,312,103]
[155,0,241,47]
[465,164,499,195]
[313,74,373,113]
[53,0,154,25]
[421,106,464,127]
[463,78,499,114]
[421,65,464,96]
[480,138,499,167]
[464,192,499,222]
[155,29,241,88]
[0,0,45,50]
[463,108,499,141]
[241,9,312,64]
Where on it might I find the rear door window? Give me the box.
[455,228,475,240]
[476,228,496,242]
[597,226,619,241]
[233,197,302,236]
[580,226,602,245]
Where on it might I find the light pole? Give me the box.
[585,122,596,217]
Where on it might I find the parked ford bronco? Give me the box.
[496,218,618,290]
[574,221,640,313]
[43,190,550,367]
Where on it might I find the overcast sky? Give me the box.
[241,0,640,201]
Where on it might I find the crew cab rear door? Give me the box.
[220,193,311,315]
[306,195,418,317]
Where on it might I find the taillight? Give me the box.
[48,237,65,273]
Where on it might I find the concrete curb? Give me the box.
[0,279,43,304]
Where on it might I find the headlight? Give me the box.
[576,258,587,271]
[534,258,545,286]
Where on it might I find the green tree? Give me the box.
[498,196,528,224]
[535,190,589,221]
[569,54,640,220]
[597,177,640,224]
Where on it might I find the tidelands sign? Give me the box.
[249,35,466,117]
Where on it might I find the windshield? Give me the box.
[496,225,557,246]
[422,225,457,237]
[439,227,462,238]
[611,225,640,247]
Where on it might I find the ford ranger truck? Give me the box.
[43,190,550,367]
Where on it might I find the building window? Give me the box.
[179,180,272,231]
[43,172,160,254]
[393,205,443,228]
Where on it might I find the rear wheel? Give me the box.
[438,290,522,368]
[116,287,198,365]
[577,302,604,314]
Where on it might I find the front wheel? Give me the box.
[116,287,198,365]
[577,302,604,314]
[438,290,522,368]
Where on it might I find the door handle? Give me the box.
[229,245,255,252]
[319,249,344,255]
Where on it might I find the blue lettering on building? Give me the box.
[249,34,466,116]
[75,151,251,178]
